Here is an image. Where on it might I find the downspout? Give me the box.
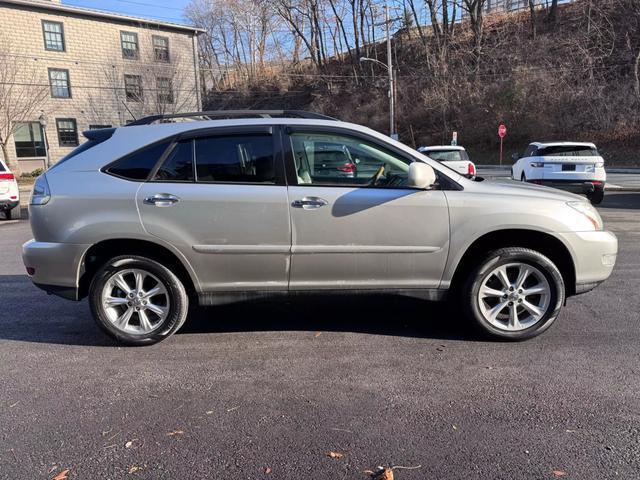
[192,31,202,110]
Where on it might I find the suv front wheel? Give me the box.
[463,248,565,341]
[89,255,189,345]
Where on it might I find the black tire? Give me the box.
[462,247,565,341]
[89,255,189,345]
[521,172,527,182]
[4,208,11,220]
[588,186,604,205]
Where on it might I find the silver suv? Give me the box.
[22,111,618,345]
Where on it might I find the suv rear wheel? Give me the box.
[463,248,564,341]
[89,255,189,345]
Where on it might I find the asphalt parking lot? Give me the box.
[1,192,639,479]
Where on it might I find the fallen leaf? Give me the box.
[367,467,393,480]
[264,467,272,474]
[128,466,142,474]
[565,429,576,433]
[452,425,458,430]
[125,441,133,448]
[552,470,568,478]
[326,451,344,459]
[206,411,214,415]
[52,469,70,480]
[167,430,184,437]
[226,406,240,412]
[314,332,322,338]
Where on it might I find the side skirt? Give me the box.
[198,288,447,306]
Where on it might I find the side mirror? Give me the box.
[407,162,437,189]
[511,152,521,161]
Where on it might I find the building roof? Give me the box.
[0,0,205,34]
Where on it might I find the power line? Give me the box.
[112,0,187,12]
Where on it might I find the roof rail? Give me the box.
[126,110,337,126]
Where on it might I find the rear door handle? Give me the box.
[291,196,328,210]
[143,193,180,207]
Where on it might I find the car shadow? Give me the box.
[0,275,474,346]
[599,192,640,210]
[181,294,475,342]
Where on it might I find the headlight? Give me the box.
[567,201,603,230]
[530,162,545,168]
[30,174,51,205]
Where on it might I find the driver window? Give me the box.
[289,132,412,187]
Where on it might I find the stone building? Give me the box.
[0,0,203,172]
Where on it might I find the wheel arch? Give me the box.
[449,229,577,298]
[78,238,199,300]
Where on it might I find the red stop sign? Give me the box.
[498,124,507,138]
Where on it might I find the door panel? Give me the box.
[287,186,449,289]
[137,183,290,291]
[137,129,290,292]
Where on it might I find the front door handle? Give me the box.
[143,193,180,207]
[291,196,329,210]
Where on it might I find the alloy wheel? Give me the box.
[100,268,170,334]
[477,262,551,331]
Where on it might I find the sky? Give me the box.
[63,0,191,25]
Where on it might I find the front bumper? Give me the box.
[22,240,90,301]
[555,230,618,293]
[0,199,19,211]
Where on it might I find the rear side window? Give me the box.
[0,161,5,172]
[194,135,274,183]
[106,140,171,180]
[154,140,194,182]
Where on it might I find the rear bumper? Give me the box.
[528,179,604,194]
[0,199,19,211]
[22,240,89,301]
[555,230,618,293]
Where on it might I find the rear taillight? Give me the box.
[31,174,51,205]
[337,163,356,173]
[592,181,602,186]
[0,173,14,180]
[467,163,476,176]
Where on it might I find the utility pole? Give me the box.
[385,4,396,139]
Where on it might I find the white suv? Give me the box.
[511,142,606,204]
[418,145,476,178]
[0,158,20,220]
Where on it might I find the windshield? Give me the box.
[425,150,470,162]
[537,146,599,157]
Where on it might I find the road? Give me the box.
[1,193,639,479]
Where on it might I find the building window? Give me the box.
[14,122,46,158]
[153,35,170,62]
[124,74,143,102]
[42,20,65,51]
[120,31,139,59]
[48,68,71,98]
[157,77,174,104]
[56,118,79,147]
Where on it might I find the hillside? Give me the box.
[202,0,640,165]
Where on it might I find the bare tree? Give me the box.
[462,0,487,64]
[0,37,49,174]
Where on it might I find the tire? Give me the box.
[89,255,189,345]
[588,186,604,205]
[462,247,565,341]
[4,209,11,220]
[521,172,527,182]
